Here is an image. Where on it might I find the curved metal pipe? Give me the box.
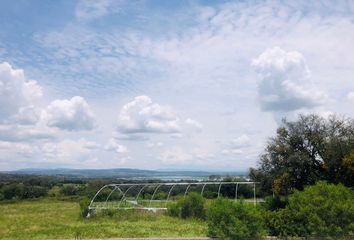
[200,183,207,197]
[149,184,162,208]
[105,186,124,207]
[165,184,176,207]
[135,184,148,204]
[217,182,223,198]
[89,184,111,209]
[183,184,191,198]
[235,183,239,201]
[118,185,135,208]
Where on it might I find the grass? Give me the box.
[0,198,207,239]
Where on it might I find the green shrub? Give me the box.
[266,181,354,238]
[167,201,180,217]
[207,199,265,240]
[167,193,206,219]
[262,195,287,211]
[79,197,91,218]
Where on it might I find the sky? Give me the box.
[0,0,354,171]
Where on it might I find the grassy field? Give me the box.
[0,199,207,240]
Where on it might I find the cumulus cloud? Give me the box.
[252,47,327,112]
[44,96,96,131]
[117,96,180,134]
[0,62,42,122]
[104,138,128,153]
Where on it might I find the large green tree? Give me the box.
[250,114,354,194]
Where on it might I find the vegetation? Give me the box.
[250,114,354,195]
[0,199,207,239]
[167,192,206,219]
[207,199,265,240]
[266,181,354,238]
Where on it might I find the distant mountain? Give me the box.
[4,168,247,179]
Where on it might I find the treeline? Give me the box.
[0,174,254,201]
[0,174,118,201]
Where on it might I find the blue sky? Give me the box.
[0,0,354,171]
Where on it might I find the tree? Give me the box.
[250,114,354,194]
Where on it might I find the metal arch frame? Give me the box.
[89,181,259,211]
[118,185,136,208]
[105,185,124,207]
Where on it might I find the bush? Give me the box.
[262,195,287,211]
[207,199,265,240]
[266,181,354,238]
[79,197,91,218]
[167,193,206,219]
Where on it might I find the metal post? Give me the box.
[217,182,223,198]
[253,183,256,206]
[149,184,162,208]
[235,183,239,201]
[183,184,191,198]
[200,183,207,197]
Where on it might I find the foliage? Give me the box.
[2,183,47,200]
[0,199,207,239]
[48,186,62,197]
[167,193,206,219]
[250,114,354,194]
[266,181,354,238]
[207,199,265,240]
[79,197,91,218]
[261,195,287,211]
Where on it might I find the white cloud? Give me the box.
[252,47,327,112]
[42,138,99,163]
[147,141,164,148]
[117,96,180,134]
[0,62,42,122]
[75,0,125,21]
[104,138,128,153]
[14,106,41,125]
[185,118,203,131]
[159,147,193,164]
[44,96,96,131]
[230,134,251,149]
[0,124,56,142]
[347,92,354,101]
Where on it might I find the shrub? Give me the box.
[167,193,206,219]
[262,195,287,211]
[79,197,91,218]
[207,199,265,240]
[266,181,354,238]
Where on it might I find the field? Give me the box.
[0,199,207,240]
